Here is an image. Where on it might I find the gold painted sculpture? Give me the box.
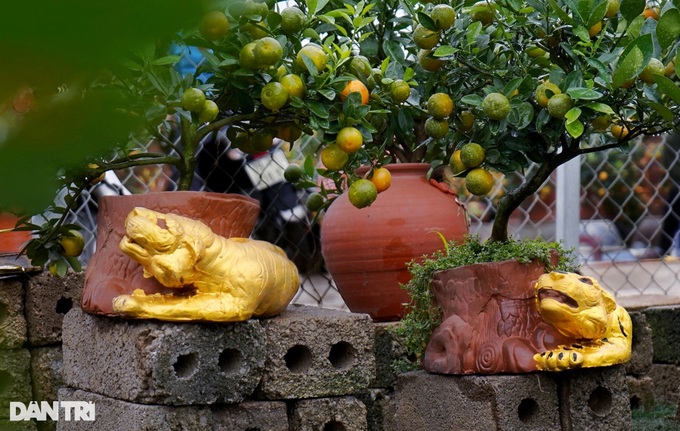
[533,271,632,370]
[112,207,300,322]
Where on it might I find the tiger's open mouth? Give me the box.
[537,287,579,309]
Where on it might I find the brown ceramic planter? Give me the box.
[0,213,31,254]
[81,191,260,315]
[320,163,469,321]
[423,258,571,374]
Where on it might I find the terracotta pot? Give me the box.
[0,213,31,254]
[81,191,260,315]
[320,163,469,321]
[423,257,570,375]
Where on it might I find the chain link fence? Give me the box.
[62,131,680,308]
[55,43,680,305]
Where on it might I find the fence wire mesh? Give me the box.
[61,130,680,307]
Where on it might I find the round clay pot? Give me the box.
[321,163,469,321]
[81,191,260,315]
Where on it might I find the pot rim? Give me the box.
[99,190,259,206]
[355,162,430,175]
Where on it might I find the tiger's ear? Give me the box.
[599,284,617,313]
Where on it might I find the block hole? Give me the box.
[328,341,356,370]
[218,348,243,374]
[284,345,313,373]
[517,397,539,424]
[245,428,261,431]
[55,296,73,315]
[173,353,199,379]
[0,370,13,395]
[588,385,613,417]
[323,421,346,431]
[0,302,8,325]
[630,395,641,410]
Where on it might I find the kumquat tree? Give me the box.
[3,0,680,271]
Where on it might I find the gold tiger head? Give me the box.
[535,271,617,340]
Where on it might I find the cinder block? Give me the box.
[358,388,394,431]
[0,349,33,419]
[647,363,680,406]
[31,347,63,431]
[31,347,63,404]
[62,308,265,405]
[25,271,83,346]
[626,375,655,411]
[560,365,631,431]
[212,401,288,431]
[372,323,414,389]
[256,305,375,399]
[289,396,367,431]
[625,312,653,375]
[0,419,38,431]
[642,306,680,364]
[57,388,212,431]
[0,278,28,348]
[391,370,559,431]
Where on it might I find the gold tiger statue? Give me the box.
[534,271,632,370]
[112,207,300,322]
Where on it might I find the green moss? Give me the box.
[394,235,578,368]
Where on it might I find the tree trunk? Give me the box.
[489,161,558,243]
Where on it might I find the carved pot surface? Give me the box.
[81,191,260,315]
[320,163,469,321]
[422,258,572,375]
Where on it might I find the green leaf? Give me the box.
[547,0,575,24]
[65,256,82,273]
[647,101,675,122]
[507,102,534,129]
[383,40,405,62]
[566,87,603,100]
[653,74,680,103]
[309,0,330,15]
[302,28,321,41]
[565,107,582,122]
[657,9,680,51]
[303,155,316,177]
[573,25,591,42]
[460,94,484,107]
[584,102,615,114]
[503,78,523,97]
[620,0,645,24]
[317,88,335,100]
[566,118,585,138]
[151,55,180,66]
[586,58,611,85]
[585,0,608,27]
[306,100,329,118]
[612,34,653,88]
[417,12,437,31]
[55,259,69,277]
[433,45,457,57]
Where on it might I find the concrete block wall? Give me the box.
[0,271,82,431]
[6,270,680,430]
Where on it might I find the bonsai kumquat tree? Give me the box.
[5,0,680,272]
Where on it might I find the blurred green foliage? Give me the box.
[0,0,213,213]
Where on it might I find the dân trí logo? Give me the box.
[10,401,95,422]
